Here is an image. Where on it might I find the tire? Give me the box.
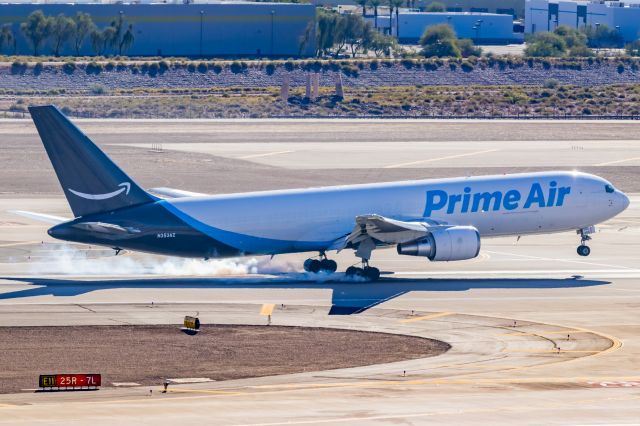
[304,258,321,273]
[577,245,591,257]
[345,266,361,277]
[319,259,337,273]
[364,267,380,281]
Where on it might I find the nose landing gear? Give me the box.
[576,227,595,257]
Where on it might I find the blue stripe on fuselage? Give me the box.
[160,200,332,255]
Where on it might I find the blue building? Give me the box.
[0,2,316,57]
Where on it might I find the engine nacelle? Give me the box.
[396,226,481,261]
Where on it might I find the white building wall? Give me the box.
[525,0,640,41]
[396,12,518,43]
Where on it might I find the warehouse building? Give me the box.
[362,11,521,44]
[525,0,640,42]
[0,2,316,57]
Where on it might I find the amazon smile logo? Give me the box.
[68,182,131,200]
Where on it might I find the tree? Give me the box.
[119,24,134,55]
[368,0,381,28]
[387,0,404,37]
[457,38,482,57]
[20,10,51,55]
[316,9,344,56]
[626,40,640,56]
[355,0,368,16]
[553,25,587,48]
[524,32,566,57]
[50,14,75,56]
[72,12,95,55]
[0,24,14,54]
[425,1,447,12]
[582,24,623,49]
[420,24,460,57]
[366,31,397,57]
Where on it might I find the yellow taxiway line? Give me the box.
[400,312,453,323]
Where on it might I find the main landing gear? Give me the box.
[577,227,594,257]
[345,260,380,281]
[303,253,338,274]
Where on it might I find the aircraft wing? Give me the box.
[346,214,433,246]
[9,210,69,225]
[148,187,210,199]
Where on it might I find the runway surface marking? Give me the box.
[595,156,640,166]
[483,250,637,270]
[501,349,601,353]
[498,330,592,336]
[383,149,500,169]
[399,312,453,323]
[237,150,294,160]
[0,241,41,248]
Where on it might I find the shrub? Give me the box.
[543,78,560,89]
[11,61,27,74]
[197,62,208,73]
[105,62,115,71]
[33,62,43,75]
[265,63,276,75]
[148,62,160,76]
[85,61,103,75]
[89,84,106,95]
[617,63,625,74]
[230,61,243,74]
[460,61,474,72]
[212,63,223,74]
[159,60,170,73]
[449,62,457,71]
[370,60,379,71]
[62,61,76,74]
[284,60,295,72]
[187,63,196,73]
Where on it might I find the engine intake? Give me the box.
[397,226,481,261]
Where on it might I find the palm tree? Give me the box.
[119,24,134,55]
[355,0,368,16]
[369,0,381,28]
[0,24,14,54]
[387,0,403,37]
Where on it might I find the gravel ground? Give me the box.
[1,61,640,93]
[0,325,449,393]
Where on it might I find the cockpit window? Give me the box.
[605,184,615,193]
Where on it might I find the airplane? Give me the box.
[15,105,630,281]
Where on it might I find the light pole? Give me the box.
[199,10,204,57]
[270,10,275,57]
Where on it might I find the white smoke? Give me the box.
[27,245,296,276]
[25,244,367,282]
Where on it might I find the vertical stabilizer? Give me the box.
[29,105,155,217]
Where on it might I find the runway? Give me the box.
[0,120,639,424]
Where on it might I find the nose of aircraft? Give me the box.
[619,191,630,212]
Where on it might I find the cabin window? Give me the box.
[605,184,615,193]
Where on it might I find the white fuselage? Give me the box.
[164,171,629,255]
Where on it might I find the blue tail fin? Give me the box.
[29,105,155,217]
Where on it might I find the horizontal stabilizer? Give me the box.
[9,210,69,225]
[149,187,209,199]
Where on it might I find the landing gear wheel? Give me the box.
[577,245,591,257]
[303,258,321,273]
[345,266,362,277]
[363,266,380,281]
[319,259,337,273]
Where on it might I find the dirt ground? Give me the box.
[0,325,449,394]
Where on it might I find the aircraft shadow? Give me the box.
[0,275,610,315]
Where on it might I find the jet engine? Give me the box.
[396,226,481,261]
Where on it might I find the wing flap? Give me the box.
[346,214,433,247]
